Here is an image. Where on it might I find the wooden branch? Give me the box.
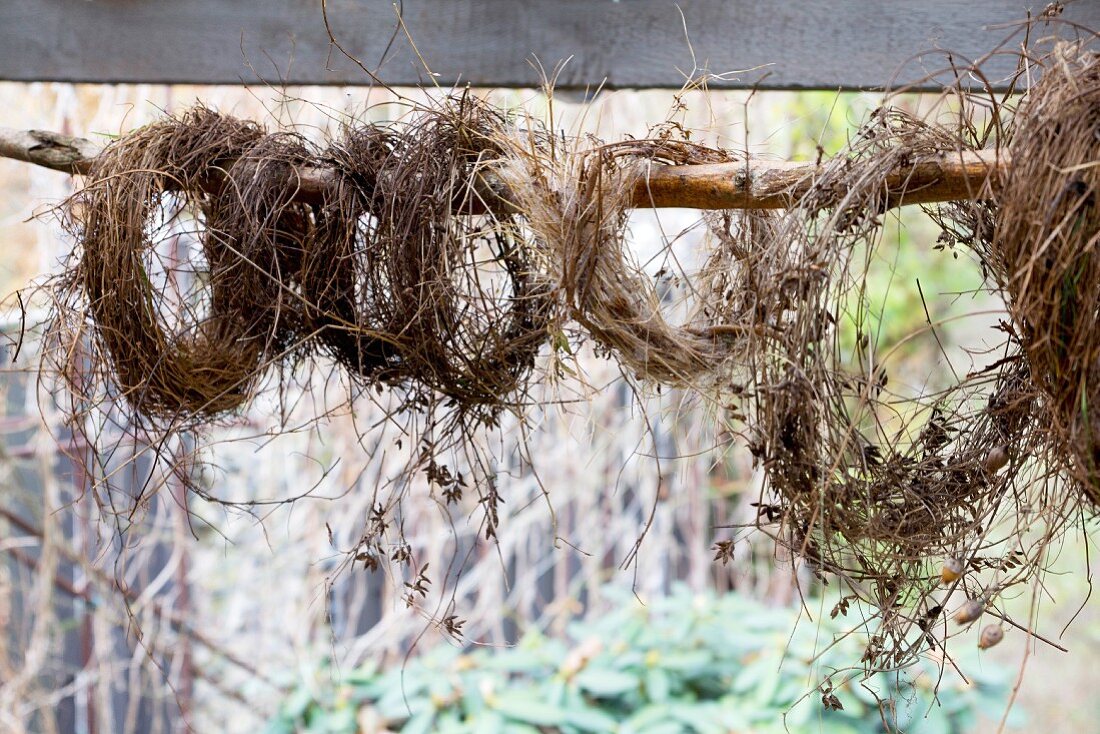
[0,126,1006,210]
[632,149,1005,209]
[0,128,100,174]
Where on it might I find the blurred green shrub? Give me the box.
[267,587,1013,734]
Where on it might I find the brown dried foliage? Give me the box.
[305,100,556,419]
[36,34,1100,674]
[990,44,1100,501]
[739,108,1040,666]
[745,39,1099,668]
[57,108,313,420]
[497,136,752,388]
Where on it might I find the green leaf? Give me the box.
[375,689,429,723]
[563,705,620,732]
[574,668,639,697]
[324,706,358,734]
[492,697,565,727]
[283,687,314,719]
[657,651,712,672]
[262,717,296,734]
[624,704,673,730]
[637,723,686,734]
[466,710,506,734]
[907,711,951,734]
[780,697,815,728]
[432,710,466,734]
[402,710,436,734]
[667,702,726,734]
[810,721,862,734]
[545,677,569,706]
[645,668,671,703]
[749,664,781,707]
[342,664,380,684]
[501,724,542,734]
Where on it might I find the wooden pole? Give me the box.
[0,128,101,174]
[0,126,1006,210]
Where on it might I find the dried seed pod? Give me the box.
[954,598,985,625]
[982,446,1010,474]
[940,558,964,584]
[978,624,1004,649]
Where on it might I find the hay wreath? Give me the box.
[23,23,1100,677]
[63,109,307,419]
[304,101,557,417]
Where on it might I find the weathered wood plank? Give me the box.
[0,1,1095,90]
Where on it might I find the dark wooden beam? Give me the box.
[1,2,1096,90]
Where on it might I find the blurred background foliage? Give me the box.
[269,587,1013,734]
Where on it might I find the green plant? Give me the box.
[267,587,1015,733]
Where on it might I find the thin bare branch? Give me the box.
[0,125,1006,210]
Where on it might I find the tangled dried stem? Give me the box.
[59,109,312,420]
[306,99,556,422]
[991,43,1100,501]
[30,31,1100,677]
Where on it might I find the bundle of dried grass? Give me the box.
[745,42,1098,668]
[57,108,312,421]
[485,95,1078,670]
[988,43,1100,502]
[497,136,753,388]
[754,109,983,530]
[305,98,556,423]
[738,109,1017,664]
[302,124,398,380]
